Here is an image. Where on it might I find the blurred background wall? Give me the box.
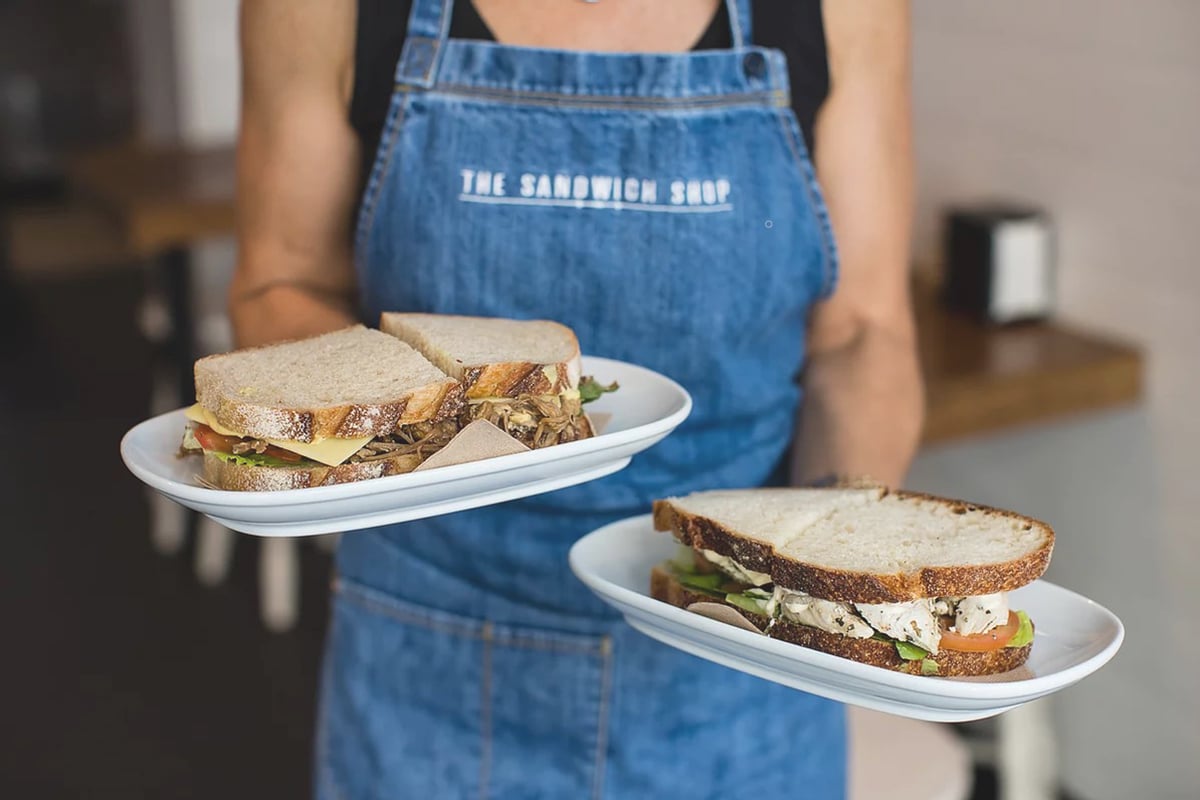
[909,2,1200,798]
[2,1,1195,798]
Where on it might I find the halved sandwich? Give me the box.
[181,326,464,490]
[380,313,616,448]
[651,486,1053,676]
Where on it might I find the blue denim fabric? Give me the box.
[317,0,846,797]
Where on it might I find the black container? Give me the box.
[943,203,1055,324]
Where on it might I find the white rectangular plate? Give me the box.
[121,357,690,537]
[569,515,1124,722]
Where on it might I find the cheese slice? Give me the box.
[184,404,372,467]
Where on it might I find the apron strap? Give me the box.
[395,0,455,89]
[726,0,753,49]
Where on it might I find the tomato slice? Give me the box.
[191,424,239,453]
[939,611,1020,652]
[261,444,302,462]
[191,424,302,462]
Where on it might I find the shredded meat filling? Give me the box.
[468,393,590,448]
[350,419,461,463]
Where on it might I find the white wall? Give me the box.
[160,0,240,346]
[911,2,1200,797]
[171,0,241,147]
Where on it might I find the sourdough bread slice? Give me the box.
[379,313,582,399]
[650,566,1032,677]
[194,326,463,442]
[203,450,422,491]
[653,488,1053,604]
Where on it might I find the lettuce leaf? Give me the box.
[671,545,700,574]
[725,588,773,616]
[895,640,930,661]
[920,658,940,676]
[725,592,770,615]
[207,450,313,469]
[1006,610,1034,648]
[676,572,724,591]
[579,376,619,404]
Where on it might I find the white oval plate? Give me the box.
[121,357,690,537]
[569,514,1124,723]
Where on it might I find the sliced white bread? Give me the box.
[379,313,582,399]
[653,487,1054,604]
[194,326,463,442]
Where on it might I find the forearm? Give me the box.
[235,0,360,348]
[794,323,924,488]
[228,275,358,348]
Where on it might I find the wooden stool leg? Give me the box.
[998,699,1057,800]
[260,538,300,633]
[195,516,235,586]
[148,490,188,555]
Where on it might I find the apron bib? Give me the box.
[320,1,846,797]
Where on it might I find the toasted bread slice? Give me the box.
[653,488,1054,603]
[650,566,1032,677]
[202,450,423,492]
[194,326,463,442]
[379,313,582,399]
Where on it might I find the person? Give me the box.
[235,0,922,796]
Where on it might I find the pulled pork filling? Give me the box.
[467,389,590,449]
[349,420,459,464]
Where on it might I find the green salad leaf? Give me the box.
[1006,610,1034,648]
[894,640,930,661]
[671,545,699,574]
[724,588,773,616]
[579,376,619,404]
[662,562,725,598]
[725,592,770,615]
[676,572,724,591]
[208,450,313,469]
[920,659,940,676]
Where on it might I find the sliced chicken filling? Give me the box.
[700,551,1009,655]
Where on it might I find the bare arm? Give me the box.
[232,0,361,346]
[794,2,924,487]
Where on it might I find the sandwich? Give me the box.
[380,313,616,448]
[650,485,1053,676]
[181,326,464,490]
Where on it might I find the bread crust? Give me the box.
[202,451,423,491]
[650,567,1032,677]
[652,490,1054,604]
[194,369,464,443]
[379,313,583,400]
[461,360,577,400]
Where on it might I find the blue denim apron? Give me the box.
[317,1,845,797]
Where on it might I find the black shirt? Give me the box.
[350,0,828,194]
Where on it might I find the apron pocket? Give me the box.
[317,578,612,800]
[318,579,486,800]
[485,621,613,800]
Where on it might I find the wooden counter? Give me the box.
[66,144,236,257]
[916,283,1143,444]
